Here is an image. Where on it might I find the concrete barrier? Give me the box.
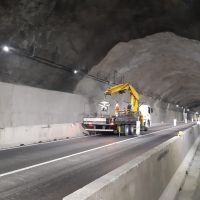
[0,123,86,149]
[63,125,200,200]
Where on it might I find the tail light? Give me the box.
[88,122,93,127]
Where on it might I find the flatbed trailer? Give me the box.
[83,117,117,133]
[82,112,142,135]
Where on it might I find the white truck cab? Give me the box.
[139,104,153,128]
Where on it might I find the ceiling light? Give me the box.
[2,45,10,52]
[73,70,78,74]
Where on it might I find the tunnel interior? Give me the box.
[0,0,200,111]
[77,32,200,111]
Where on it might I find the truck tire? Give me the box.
[129,125,135,135]
[125,125,129,136]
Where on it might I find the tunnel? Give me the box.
[0,1,200,200]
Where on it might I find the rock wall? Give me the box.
[75,33,200,123]
[1,0,200,94]
[75,76,184,124]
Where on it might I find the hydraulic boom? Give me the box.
[104,83,139,113]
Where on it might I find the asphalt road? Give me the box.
[0,122,195,200]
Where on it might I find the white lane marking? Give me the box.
[0,123,181,151]
[0,123,193,178]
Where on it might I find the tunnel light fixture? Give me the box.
[73,69,78,74]
[2,45,10,52]
[176,105,179,108]
[1,44,111,84]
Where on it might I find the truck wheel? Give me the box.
[129,125,135,135]
[125,125,129,136]
[148,120,150,128]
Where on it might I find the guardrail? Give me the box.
[63,124,200,200]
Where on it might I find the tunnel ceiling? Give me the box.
[0,0,200,108]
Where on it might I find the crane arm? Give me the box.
[104,83,139,113]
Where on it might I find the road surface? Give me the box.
[0,122,195,200]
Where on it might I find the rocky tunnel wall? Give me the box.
[1,32,198,128]
[75,32,200,123]
[75,77,184,124]
[1,32,199,144]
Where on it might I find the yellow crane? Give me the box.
[104,83,139,113]
[82,83,151,135]
[104,83,144,127]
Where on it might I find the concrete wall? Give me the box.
[0,81,90,128]
[0,81,90,148]
[0,123,86,149]
[63,125,200,200]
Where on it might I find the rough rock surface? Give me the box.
[75,32,200,109]
[0,1,200,108]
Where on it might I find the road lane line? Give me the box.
[0,122,185,151]
[0,123,182,151]
[0,123,194,178]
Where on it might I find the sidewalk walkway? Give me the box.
[176,144,200,200]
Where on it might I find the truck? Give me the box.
[82,83,153,135]
[139,104,152,128]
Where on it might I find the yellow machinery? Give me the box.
[104,83,139,113]
[82,83,148,135]
[105,83,144,126]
